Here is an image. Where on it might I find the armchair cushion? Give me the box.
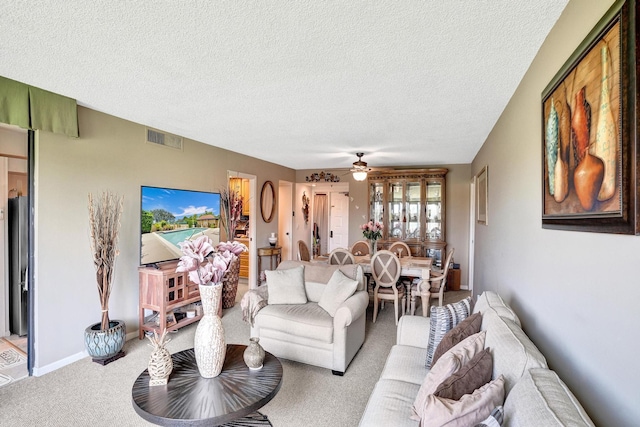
[318,269,359,316]
[266,265,307,305]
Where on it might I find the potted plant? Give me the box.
[84,191,126,362]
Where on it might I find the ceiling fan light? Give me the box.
[352,170,368,181]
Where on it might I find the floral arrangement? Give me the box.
[361,220,383,241]
[220,188,243,240]
[176,236,247,285]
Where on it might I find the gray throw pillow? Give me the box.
[474,406,504,427]
[266,265,307,305]
[425,296,472,368]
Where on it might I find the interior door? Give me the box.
[328,191,349,252]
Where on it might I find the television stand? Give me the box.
[138,260,202,339]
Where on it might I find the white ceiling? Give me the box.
[0,1,568,170]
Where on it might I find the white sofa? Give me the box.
[246,260,369,375]
[359,291,595,426]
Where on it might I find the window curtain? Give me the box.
[313,194,327,256]
[0,76,79,137]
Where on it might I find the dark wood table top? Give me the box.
[132,344,283,426]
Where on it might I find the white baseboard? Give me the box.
[32,351,86,377]
[33,330,140,377]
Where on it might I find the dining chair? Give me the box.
[389,241,415,310]
[297,240,311,261]
[350,240,370,256]
[328,248,356,265]
[371,250,405,324]
[413,248,455,316]
[388,241,412,258]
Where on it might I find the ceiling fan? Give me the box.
[350,153,371,181]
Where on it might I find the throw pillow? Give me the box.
[474,406,504,427]
[432,312,482,366]
[434,348,493,400]
[266,265,307,305]
[318,269,359,316]
[411,331,486,421]
[419,375,505,427]
[425,296,473,368]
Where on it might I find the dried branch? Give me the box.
[88,191,124,331]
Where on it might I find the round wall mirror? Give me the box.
[260,181,276,223]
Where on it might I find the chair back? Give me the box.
[388,241,411,258]
[297,240,310,261]
[328,248,356,265]
[370,250,401,288]
[431,248,455,290]
[350,240,370,256]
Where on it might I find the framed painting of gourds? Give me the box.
[542,0,639,234]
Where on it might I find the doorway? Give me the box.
[0,124,30,384]
[311,182,349,255]
[278,181,293,261]
[227,171,257,291]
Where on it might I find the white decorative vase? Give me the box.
[268,232,277,247]
[194,282,226,378]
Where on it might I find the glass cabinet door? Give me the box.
[404,181,421,240]
[387,182,403,239]
[369,182,384,224]
[425,182,442,240]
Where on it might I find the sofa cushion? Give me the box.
[412,331,486,421]
[359,379,421,427]
[418,375,505,427]
[381,345,429,386]
[434,348,493,400]
[482,311,547,393]
[318,269,359,316]
[474,406,504,427]
[473,292,520,326]
[432,312,482,366]
[277,260,364,301]
[426,296,473,368]
[253,302,334,343]
[504,368,595,427]
[266,265,307,305]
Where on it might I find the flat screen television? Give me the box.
[140,186,221,266]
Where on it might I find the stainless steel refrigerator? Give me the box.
[9,196,28,336]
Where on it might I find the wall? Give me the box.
[34,106,294,372]
[295,164,470,287]
[471,0,639,425]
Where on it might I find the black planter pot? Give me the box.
[84,320,126,359]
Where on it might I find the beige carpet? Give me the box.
[0,288,469,426]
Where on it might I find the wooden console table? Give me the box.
[132,345,283,426]
[257,246,281,285]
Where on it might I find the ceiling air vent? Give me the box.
[146,128,183,150]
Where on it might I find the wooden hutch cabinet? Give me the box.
[368,168,448,266]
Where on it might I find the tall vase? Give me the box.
[593,45,617,201]
[194,282,226,378]
[221,255,240,309]
[369,239,377,256]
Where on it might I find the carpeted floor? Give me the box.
[0,284,469,426]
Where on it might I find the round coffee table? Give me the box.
[132,344,283,426]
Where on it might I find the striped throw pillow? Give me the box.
[474,405,504,427]
[425,296,472,368]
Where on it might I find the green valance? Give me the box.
[0,75,79,138]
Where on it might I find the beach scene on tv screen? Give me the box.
[140,186,221,265]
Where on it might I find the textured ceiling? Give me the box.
[0,1,568,170]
